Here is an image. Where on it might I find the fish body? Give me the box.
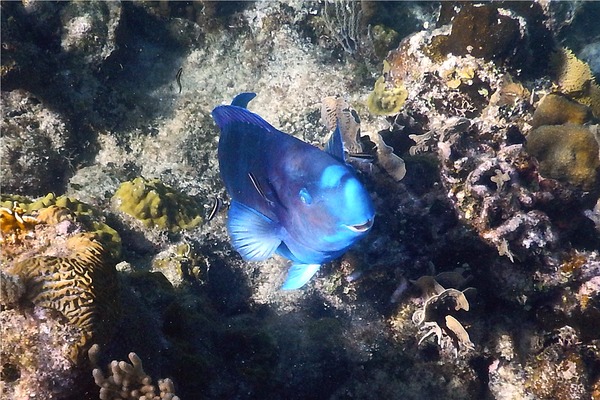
[212,93,374,289]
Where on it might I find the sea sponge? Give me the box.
[531,93,592,129]
[525,124,600,189]
[112,177,203,233]
[367,75,408,116]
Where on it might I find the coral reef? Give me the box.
[2,1,600,399]
[112,177,203,233]
[0,307,85,400]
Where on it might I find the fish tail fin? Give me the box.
[281,263,321,290]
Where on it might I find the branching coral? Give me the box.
[93,351,180,400]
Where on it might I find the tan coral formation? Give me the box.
[93,351,180,400]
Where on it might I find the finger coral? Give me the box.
[112,177,203,233]
[93,351,180,400]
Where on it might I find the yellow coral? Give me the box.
[1,193,122,259]
[367,76,408,116]
[0,202,38,243]
[112,177,203,233]
[552,48,600,118]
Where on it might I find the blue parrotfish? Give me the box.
[212,93,375,290]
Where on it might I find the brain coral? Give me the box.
[112,177,203,232]
[1,201,122,357]
[525,124,600,190]
[1,201,122,398]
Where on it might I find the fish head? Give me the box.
[277,158,375,255]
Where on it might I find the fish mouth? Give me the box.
[345,219,373,233]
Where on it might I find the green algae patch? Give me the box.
[112,177,203,233]
[525,125,600,190]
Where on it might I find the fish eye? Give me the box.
[299,188,313,205]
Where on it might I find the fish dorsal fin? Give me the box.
[212,104,276,134]
[231,92,257,108]
[324,123,346,163]
[227,200,281,261]
[281,263,321,290]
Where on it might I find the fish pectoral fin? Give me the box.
[228,200,281,262]
[281,263,321,290]
[324,123,346,163]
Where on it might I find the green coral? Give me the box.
[112,177,202,233]
[367,75,408,116]
[1,192,121,259]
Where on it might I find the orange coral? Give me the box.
[0,202,38,244]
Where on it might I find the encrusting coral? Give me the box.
[112,177,203,233]
[92,349,180,400]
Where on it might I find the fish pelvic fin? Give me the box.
[228,200,281,261]
[231,92,257,108]
[281,263,321,290]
